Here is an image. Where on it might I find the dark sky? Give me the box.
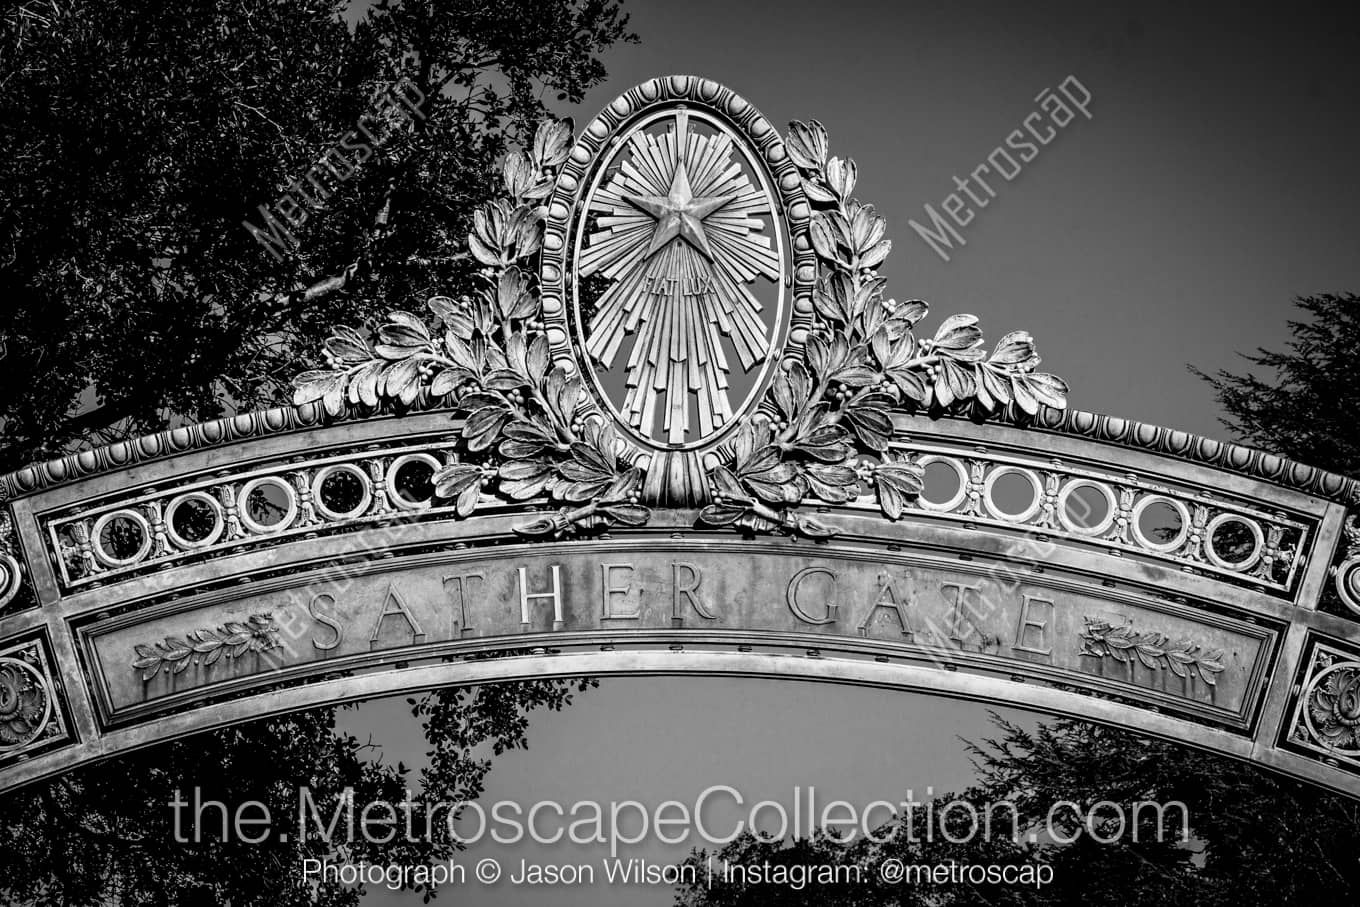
[354,2,1360,904]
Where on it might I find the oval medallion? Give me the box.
[541,77,812,467]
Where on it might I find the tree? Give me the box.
[959,716,1360,906]
[1193,293,1360,476]
[0,0,634,469]
[0,677,595,905]
[0,2,630,901]
[677,294,1360,906]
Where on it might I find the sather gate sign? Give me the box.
[3,76,1360,797]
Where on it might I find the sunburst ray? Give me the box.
[581,113,778,444]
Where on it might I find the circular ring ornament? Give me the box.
[0,656,52,751]
[311,464,374,521]
[1336,558,1360,617]
[0,553,22,609]
[1056,478,1117,536]
[1203,512,1264,571]
[982,465,1044,523]
[236,477,298,534]
[914,455,968,513]
[386,453,442,511]
[90,508,153,568]
[1130,495,1190,553]
[164,491,225,550]
[539,76,815,490]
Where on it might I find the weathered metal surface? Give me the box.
[0,401,1354,796]
[84,543,1271,724]
[0,75,1357,799]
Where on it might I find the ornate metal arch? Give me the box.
[1,76,1359,799]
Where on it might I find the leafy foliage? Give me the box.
[678,716,1360,907]
[291,116,1072,538]
[961,717,1360,907]
[1196,292,1360,618]
[700,120,1068,534]
[0,3,627,902]
[0,676,595,905]
[1194,293,1360,477]
[0,0,634,471]
[292,119,650,536]
[678,295,1360,907]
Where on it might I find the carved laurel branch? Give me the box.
[290,116,1069,538]
[292,119,649,538]
[1078,616,1226,686]
[131,613,281,681]
[697,120,1069,536]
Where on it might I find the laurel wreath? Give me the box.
[698,120,1067,536]
[290,116,1069,538]
[292,119,650,537]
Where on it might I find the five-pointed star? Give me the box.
[623,160,729,262]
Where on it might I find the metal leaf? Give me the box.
[802,178,837,205]
[809,215,840,261]
[1011,376,1040,416]
[513,515,562,537]
[859,238,891,269]
[434,464,481,499]
[933,314,983,352]
[382,358,423,405]
[601,503,650,526]
[462,406,510,452]
[785,120,829,170]
[467,231,501,266]
[430,369,462,398]
[1028,372,1069,408]
[699,504,747,526]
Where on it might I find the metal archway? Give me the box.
[2,76,1358,798]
